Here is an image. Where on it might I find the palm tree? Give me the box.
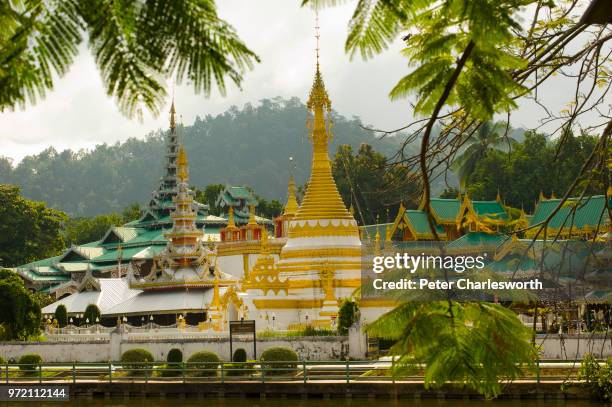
[0,1,259,119]
[451,121,511,187]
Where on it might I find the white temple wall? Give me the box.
[0,336,348,362]
[1,335,608,362]
[216,255,244,278]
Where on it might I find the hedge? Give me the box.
[259,347,298,376]
[186,351,220,377]
[121,348,154,376]
[232,348,247,363]
[18,354,42,375]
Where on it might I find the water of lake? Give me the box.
[4,398,607,407]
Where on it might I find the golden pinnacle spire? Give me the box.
[170,99,176,131]
[283,175,299,216]
[177,145,188,182]
[260,227,269,255]
[227,206,236,228]
[248,204,257,225]
[294,16,353,222]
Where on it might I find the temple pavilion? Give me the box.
[237,60,366,329]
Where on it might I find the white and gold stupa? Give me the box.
[241,59,362,329]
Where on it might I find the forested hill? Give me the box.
[0,97,414,216]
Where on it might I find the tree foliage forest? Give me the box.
[0,98,417,217]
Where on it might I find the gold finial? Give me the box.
[374,226,381,255]
[539,191,545,202]
[291,10,354,224]
[227,206,236,228]
[177,145,188,182]
[550,191,557,199]
[211,273,220,309]
[248,204,257,225]
[260,227,269,255]
[496,189,502,203]
[306,7,331,120]
[315,7,320,70]
[283,175,299,216]
[607,185,612,196]
[170,98,176,131]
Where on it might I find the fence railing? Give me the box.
[1,359,601,384]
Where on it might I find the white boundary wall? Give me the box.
[0,333,609,362]
[0,334,347,362]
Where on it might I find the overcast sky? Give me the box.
[0,1,596,163]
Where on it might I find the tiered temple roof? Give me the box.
[13,103,227,293]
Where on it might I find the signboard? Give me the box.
[229,319,256,359]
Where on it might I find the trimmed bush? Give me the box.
[83,304,101,325]
[167,348,183,364]
[232,348,247,363]
[159,348,183,377]
[186,351,220,377]
[54,305,68,328]
[0,356,5,365]
[260,347,298,376]
[121,349,154,376]
[18,354,42,375]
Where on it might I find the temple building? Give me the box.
[362,194,509,243]
[42,143,243,329]
[237,60,367,329]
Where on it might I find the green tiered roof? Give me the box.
[471,200,509,221]
[429,198,462,224]
[529,195,610,232]
[405,210,447,238]
[12,104,227,292]
[215,185,272,225]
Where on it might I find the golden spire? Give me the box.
[177,145,188,182]
[211,273,221,309]
[283,175,299,216]
[496,189,502,203]
[227,206,236,229]
[293,16,353,222]
[539,191,545,202]
[170,98,176,131]
[248,204,257,225]
[260,227,269,255]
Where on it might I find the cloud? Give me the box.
[0,0,598,163]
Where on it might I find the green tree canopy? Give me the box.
[63,204,141,245]
[54,304,68,328]
[332,143,420,225]
[367,301,536,398]
[1,0,258,118]
[0,184,66,267]
[452,121,510,187]
[467,130,600,212]
[83,304,101,325]
[0,269,42,340]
